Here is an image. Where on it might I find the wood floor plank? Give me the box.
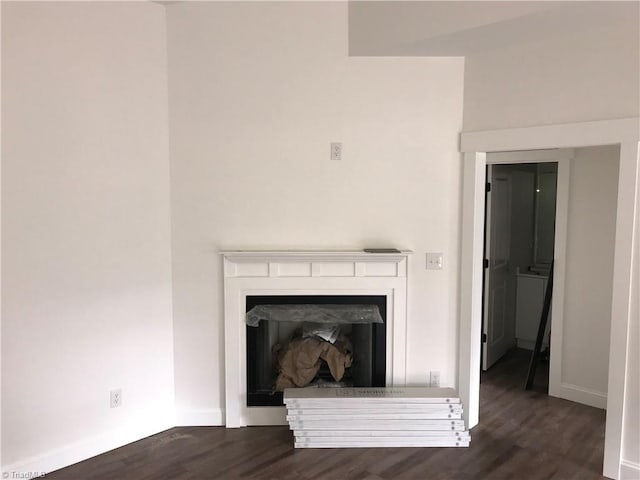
[43,349,606,480]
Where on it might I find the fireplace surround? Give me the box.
[221,250,411,427]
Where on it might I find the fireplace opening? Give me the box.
[246,295,387,406]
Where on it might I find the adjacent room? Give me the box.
[2,1,638,479]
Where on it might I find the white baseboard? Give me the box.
[553,382,607,409]
[1,410,175,476]
[620,459,640,480]
[175,408,225,426]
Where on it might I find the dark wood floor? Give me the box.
[45,349,606,479]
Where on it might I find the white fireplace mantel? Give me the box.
[220,250,412,274]
[221,250,412,427]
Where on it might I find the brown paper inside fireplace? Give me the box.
[274,336,353,391]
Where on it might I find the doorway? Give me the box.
[458,117,639,479]
[482,160,559,392]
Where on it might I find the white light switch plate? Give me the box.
[426,252,444,270]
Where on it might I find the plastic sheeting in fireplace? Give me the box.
[246,304,383,327]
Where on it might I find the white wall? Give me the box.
[560,146,619,405]
[1,2,174,472]
[463,3,639,131]
[509,167,536,275]
[166,2,464,422]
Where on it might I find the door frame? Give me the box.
[482,149,572,377]
[458,117,639,479]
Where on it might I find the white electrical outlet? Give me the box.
[330,142,342,161]
[430,371,440,388]
[110,389,122,408]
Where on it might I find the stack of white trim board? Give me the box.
[283,387,470,448]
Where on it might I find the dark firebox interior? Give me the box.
[246,295,386,406]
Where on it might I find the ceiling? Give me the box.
[348,1,640,56]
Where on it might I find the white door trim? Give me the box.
[459,117,639,480]
[547,156,570,404]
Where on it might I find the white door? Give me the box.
[483,165,515,370]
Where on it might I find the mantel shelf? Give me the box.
[220,250,413,263]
